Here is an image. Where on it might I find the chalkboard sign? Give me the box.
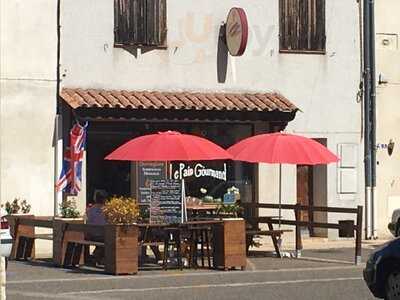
[150,179,183,224]
[137,162,167,204]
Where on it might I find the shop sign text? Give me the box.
[173,163,227,181]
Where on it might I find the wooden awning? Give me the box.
[60,88,298,113]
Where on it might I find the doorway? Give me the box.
[297,165,315,236]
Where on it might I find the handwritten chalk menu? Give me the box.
[137,162,167,204]
[150,179,182,224]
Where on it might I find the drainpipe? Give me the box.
[369,0,378,239]
[54,0,62,216]
[363,0,372,239]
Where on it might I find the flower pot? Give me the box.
[212,218,246,270]
[104,224,139,275]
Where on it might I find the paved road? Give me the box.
[6,248,377,300]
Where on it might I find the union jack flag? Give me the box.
[56,122,88,195]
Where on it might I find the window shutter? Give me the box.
[314,0,325,51]
[114,0,167,46]
[145,0,167,46]
[279,0,325,52]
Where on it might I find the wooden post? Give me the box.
[355,205,363,265]
[308,205,314,236]
[294,204,303,258]
[0,257,5,300]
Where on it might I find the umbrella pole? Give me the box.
[278,164,282,250]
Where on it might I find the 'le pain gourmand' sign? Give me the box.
[173,163,227,181]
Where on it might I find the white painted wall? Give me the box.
[1,0,57,221]
[60,1,361,136]
[375,0,400,237]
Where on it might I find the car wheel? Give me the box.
[385,270,400,300]
[396,222,400,237]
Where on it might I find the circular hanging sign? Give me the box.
[225,7,248,56]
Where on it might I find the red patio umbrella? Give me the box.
[106,131,231,223]
[105,131,232,161]
[227,132,339,237]
[227,132,339,165]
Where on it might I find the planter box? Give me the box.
[53,218,84,266]
[104,224,139,275]
[212,218,246,270]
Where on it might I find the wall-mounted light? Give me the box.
[388,139,395,156]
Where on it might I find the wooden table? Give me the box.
[186,204,219,219]
[7,215,54,260]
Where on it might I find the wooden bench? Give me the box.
[245,216,293,258]
[56,223,139,275]
[7,216,54,260]
[63,238,105,268]
[246,229,292,258]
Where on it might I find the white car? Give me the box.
[388,208,400,237]
[0,208,12,266]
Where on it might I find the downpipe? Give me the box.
[365,187,372,239]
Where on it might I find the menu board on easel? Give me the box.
[150,179,183,224]
[137,162,167,205]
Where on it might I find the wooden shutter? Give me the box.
[279,0,325,52]
[145,0,167,46]
[114,0,166,46]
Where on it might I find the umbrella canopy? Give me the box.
[105,131,232,161]
[227,132,339,165]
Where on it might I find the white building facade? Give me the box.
[2,0,364,240]
[375,0,400,237]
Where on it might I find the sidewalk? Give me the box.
[253,235,389,252]
[248,236,390,264]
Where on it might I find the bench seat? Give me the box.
[246,229,292,236]
[31,234,53,240]
[67,239,104,247]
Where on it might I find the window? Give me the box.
[279,0,326,53]
[114,0,167,47]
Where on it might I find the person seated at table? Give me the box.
[86,190,108,265]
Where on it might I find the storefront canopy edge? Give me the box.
[60,88,299,122]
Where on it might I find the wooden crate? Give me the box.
[105,224,138,275]
[213,218,246,270]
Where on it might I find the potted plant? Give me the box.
[216,202,243,218]
[58,197,81,219]
[102,196,139,225]
[3,198,31,215]
[102,196,140,275]
[2,198,32,242]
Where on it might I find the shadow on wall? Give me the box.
[217,24,228,83]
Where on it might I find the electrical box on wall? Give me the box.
[337,144,358,194]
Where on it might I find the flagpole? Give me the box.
[54,114,63,216]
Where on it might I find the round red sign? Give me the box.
[225,8,248,56]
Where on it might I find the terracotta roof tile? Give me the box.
[60,88,298,113]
